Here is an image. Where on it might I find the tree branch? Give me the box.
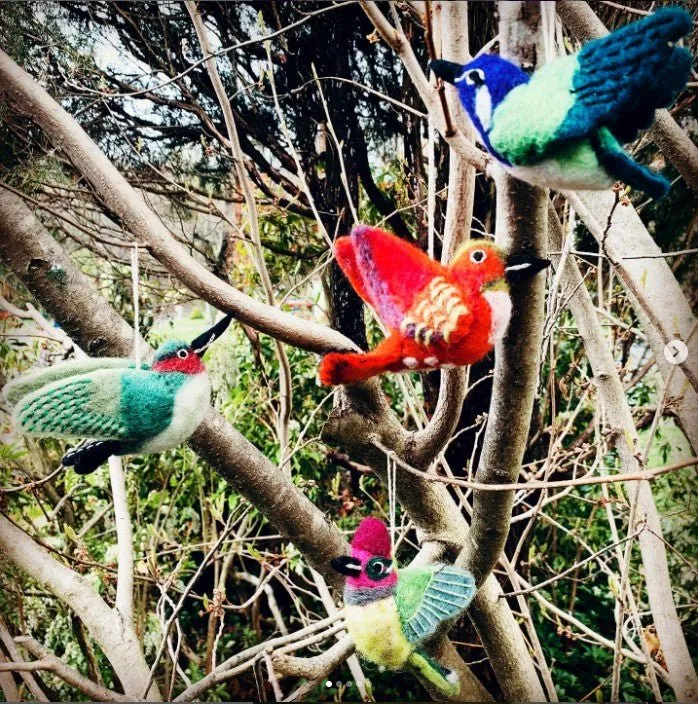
[547,205,698,702]
[0,48,354,356]
[460,1,548,586]
[185,0,293,467]
[11,636,136,702]
[359,1,489,173]
[271,635,354,679]
[0,516,160,700]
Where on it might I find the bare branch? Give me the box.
[0,48,354,356]
[547,205,698,701]
[461,2,548,586]
[359,1,489,172]
[12,637,136,702]
[185,1,293,467]
[0,516,160,700]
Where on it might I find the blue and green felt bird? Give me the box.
[3,314,232,475]
[331,517,476,696]
[430,7,693,198]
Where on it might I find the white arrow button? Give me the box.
[664,339,688,365]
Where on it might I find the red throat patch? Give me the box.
[351,517,392,558]
[152,352,205,374]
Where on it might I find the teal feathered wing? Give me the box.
[555,7,692,146]
[10,368,177,444]
[489,7,691,197]
[396,565,476,645]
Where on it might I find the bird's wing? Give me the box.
[400,275,473,346]
[396,565,476,645]
[3,358,136,406]
[336,226,443,330]
[555,7,692,146]
[10,368,174,442]
[489,8,692,166]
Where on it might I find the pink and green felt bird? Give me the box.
[3,314,232,475]
[430,7,693,198]
[331,517,476,696]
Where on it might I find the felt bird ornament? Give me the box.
[318,225,549,385]
[3,314,232,475]
[331,517,476,696]
[430,7,693,198]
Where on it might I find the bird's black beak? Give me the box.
[429,59,464,85]
[190,313,233,355]
[505,254,551,281]
[330,555,362,577]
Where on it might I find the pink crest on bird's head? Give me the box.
[351,517,391,558]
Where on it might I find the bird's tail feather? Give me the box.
[62,439,122,475]
[318,336,404,386]
[407,650,460,697]
[593,128,669,200]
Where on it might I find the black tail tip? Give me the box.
[61,440,118,475]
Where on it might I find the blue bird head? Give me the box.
[430,56,529,153]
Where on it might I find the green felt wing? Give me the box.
[396,565,476,645]
[11,368,181,443]
[3,358,139,406]
[488,54,579,166]
[12,369,131,440]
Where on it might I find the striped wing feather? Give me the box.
[12,369,129,441]
[396,565,476,645]
[400,276,472,346]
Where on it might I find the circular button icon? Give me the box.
[664,339,688,365]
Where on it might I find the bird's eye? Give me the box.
[177,349,189,360]
[366,557,393,581]
[470,249,487,264]
[465,69,485,86]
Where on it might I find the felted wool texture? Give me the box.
[444,6,691,197]
[407,650,460,696]
[135,372,210,454]
[319,227,511,385]
[488,53,578,167]
[352,516,392,556]
[344,583,396,606]
[344,599,412,670]
[11,367,205,455]
[3,358,137,406]
[396,565,477,644]
[558,6,692,146]
[451,53,530,162]
[13,369,131,441]
[62,439,123,475]
[592,127,670,200]
[335,519,477,693]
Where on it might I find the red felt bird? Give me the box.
[319,225,549,386]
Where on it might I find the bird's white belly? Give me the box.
[505,136,616,192]
[483,290,512,345]
[139,374,210,454]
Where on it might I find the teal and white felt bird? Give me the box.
[430,7,693,198]
[3,314,232,474]
[331,517,476,696]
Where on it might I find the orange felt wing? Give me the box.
[340,225,443,330]
[401,278,474,346]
